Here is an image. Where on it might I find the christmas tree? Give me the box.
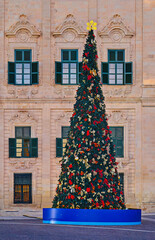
[52,21,126,210]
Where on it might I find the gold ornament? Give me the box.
[87,20,97,30]
[90,69,97,76]
[75,156,79,161]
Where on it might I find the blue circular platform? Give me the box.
[43,208,141,225]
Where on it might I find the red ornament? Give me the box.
[78,144,81,148]
[72,112,76,117]
[84,118,87,121]
[89,44,93,47]
[85,52,89,57]
[86,187,91,193]
[69,164,73,168]
[101,200,105,208]
[78,186,81,191]
[96,202,99,207]
[86,130,90,136]
[69,180,73,185]
[82,64,90,71]
[87,75,92,80]
[71,195,75,200]
[95,55,98,59]
[94,105,97,110]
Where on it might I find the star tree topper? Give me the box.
[87,20,97,30]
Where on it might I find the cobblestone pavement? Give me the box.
[0,215,155,240]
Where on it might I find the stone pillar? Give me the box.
[135,0,143,208]
[0,109,4,209]
[0,0,4,209]
[42,104,51,207]
[88,0,97,22]
[42,0,51,87]
[41,0,51,208]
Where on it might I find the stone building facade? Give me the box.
[0,0,155,212]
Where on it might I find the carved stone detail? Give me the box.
[8,89,15,95]
[7,88,38,98]
[118,161,130,169]
[63,29,76,42]
[53,86,75,98]
[9,111,38,123]
[6,14,41,39]
[52,14,87,38]
[103,86,132,98]
[107,111,128,124]
[98,14,134,41]
[9,158,37,169]
[56,112,72,121]
[31,89,38,95]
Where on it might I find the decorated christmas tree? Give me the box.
[52,21,126,210]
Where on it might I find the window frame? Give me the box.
[61,49,79,85]
[14,173,32,204]
[15,127,31,158]
[110,126,124,158]
[14,49,32,85]
[108,50,125,85]
[56,126,70,157]
[61,126,70,155]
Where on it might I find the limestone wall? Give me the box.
[0,0,154,212]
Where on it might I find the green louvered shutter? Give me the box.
[32,62,39,84]
[102,62,108,84]
[110,127,124,158]
[55,62,62,84]
[9,138,16,157]
[8,62,15,84]
[119,173,125,201]
[116,128,124,157]
[56,138,63,157]
[78,62,82,84]
[125,62,132,84]
[30,138,38,157]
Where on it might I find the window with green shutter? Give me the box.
[9,127,38,158]
[55,50,81,85]
[8,50,39,85]
[102,50,133,85]
[56,126,70,157]
[110,127,124,158]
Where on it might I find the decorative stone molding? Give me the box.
[56,112,72,121]
[118,161,130,169]
[9,158,37,169]
[6,14,41,40]
[98,14,134,41]
[107,111,128,124]
[103,86,132,98]
[9,111,38,123]
[7,88,39,98]
[52,14,87,39]
[53,86,76,98]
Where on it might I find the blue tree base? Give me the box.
[43,208,141,225]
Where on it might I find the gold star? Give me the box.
[87,20,97,30]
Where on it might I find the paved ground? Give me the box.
[0,215,155,240]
